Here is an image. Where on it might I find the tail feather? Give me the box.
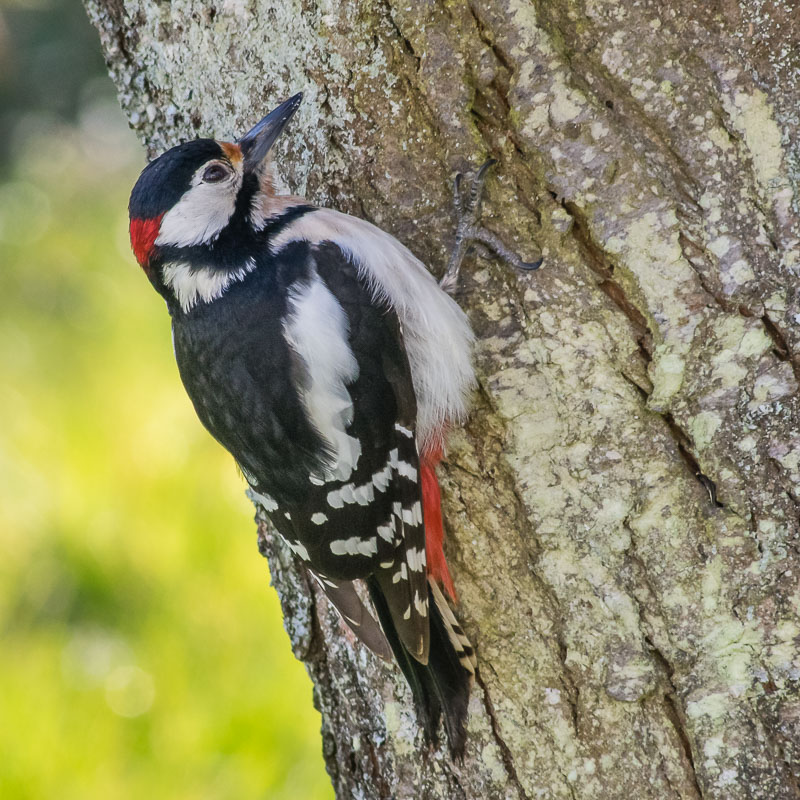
[429,580,476,674]
[367,574,474,758]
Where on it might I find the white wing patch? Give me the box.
[270,209,476,451]
[162,258,257,313]
[284,271,361,482]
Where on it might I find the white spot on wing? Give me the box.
[401,501,423,526]
[311,512,328,525]
[406,547,427,572]
[395,460,418,481]
[352,483,375,505]
[328,479,375,507]
[372,464,392,492]
[338,483,355,504]
[392,563,408,583]
[358,537,378,557]
[377,523,394,542]
[288,540,310,560]
[330,536,377,557]
[414,590,428,617]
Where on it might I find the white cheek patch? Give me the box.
[162,257,256,313]
[156,169,241,248]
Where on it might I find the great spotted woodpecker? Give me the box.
[128,93,538,757]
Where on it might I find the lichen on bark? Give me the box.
[86,1,800,797]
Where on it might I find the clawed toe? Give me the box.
[440,159,542,292]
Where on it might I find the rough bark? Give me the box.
[85,1,800,797]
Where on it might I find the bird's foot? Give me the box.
[439,159,542,293]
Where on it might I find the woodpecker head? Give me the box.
[128,93,303,286]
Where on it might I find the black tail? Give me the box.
[367,575,475,758]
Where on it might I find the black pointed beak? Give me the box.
[238,92,303,171]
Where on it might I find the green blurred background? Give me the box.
[0,2,332,797]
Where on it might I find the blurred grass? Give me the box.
[0,96,333,799]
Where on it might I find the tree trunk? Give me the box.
[85,1,800,797]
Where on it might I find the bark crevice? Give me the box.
[474,669,532,800]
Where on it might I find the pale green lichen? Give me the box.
[689,412,722,450]
[686,691,731,721]
[382,700,417,757]
[722,89,786,189]
[648,347,686,408]
[549,80,586,125]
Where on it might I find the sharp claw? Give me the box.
[476,158,497,180]
[519,257,543,271]
[453,173,464,215]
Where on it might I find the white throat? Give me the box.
[162,259,257,313]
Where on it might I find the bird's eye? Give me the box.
[202,163,230,183]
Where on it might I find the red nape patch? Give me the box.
[129,215,163,273]
[421,443,458,602]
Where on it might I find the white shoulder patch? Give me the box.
[162,258,256,314]
[283,269,362,482]
[270,209,475,450]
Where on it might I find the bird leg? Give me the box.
[439,158,542,293]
